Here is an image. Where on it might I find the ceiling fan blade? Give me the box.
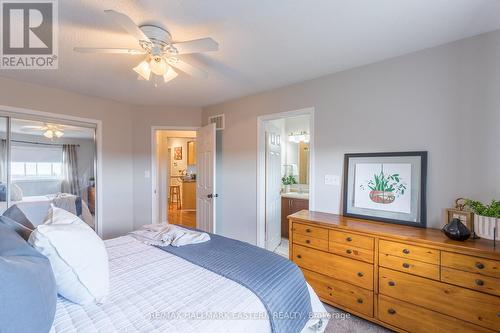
[74,47,146,55]
[171,38,218,55]
[168,59,208,79]
[104,10,150,43]
[21,126,47,130]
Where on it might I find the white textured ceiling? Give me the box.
[1,0,500,107]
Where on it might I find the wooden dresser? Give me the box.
[289,211,500,333]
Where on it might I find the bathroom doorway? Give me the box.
[257,108,314,257]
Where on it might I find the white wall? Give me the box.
[203,30,500,245]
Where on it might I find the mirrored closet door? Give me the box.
[0,113,97,230]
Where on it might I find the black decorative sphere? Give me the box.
[442,218,471,241]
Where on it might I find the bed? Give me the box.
[50,235,329,333]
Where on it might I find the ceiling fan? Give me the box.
[20,123,84,139]
[73,10,219,83]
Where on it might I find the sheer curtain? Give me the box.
[61,144,80,196]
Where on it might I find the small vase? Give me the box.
[442,218,471,241]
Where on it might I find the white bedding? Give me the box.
[51,236,328,333]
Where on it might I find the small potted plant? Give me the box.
[465,199,500,240]
[366,172,406,204]
[281,175,297,193]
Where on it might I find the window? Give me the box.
[11,145,63,180]
[11,162,63,179]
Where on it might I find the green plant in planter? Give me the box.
[367,171,406,195]
[465,199,500,218]
[282,175,297,186]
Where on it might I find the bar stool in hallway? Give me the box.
[169,185,182,210]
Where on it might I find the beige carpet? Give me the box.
[323,304,391,333]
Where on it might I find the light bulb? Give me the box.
[133,60,151,80]
[150,57,167,76]
[44,130,53,139]
[55,130,64,138]
[163,66,178,83]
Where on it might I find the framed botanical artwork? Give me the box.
[343,151,427,227]
[174,147,182,160]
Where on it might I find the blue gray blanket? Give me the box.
[156,233,312,333]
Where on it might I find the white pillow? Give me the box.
[28,206,109,305]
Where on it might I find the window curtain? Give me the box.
[61,144,80,196]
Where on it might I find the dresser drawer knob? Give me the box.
[327,286,332,290]
[346,249,352,254]
[388,281,396,287]
[305,239,311,244]
[402,263,410,269]
[297,255,302,259]
[357,298,363,304]
[475,262,485,269]
[357,272,364,277]
[402,249,410,254]
[306,228,311,233]
[346,237,352,242]
[475,279,485,286]
[388,308,396,315]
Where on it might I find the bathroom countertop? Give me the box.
[281,192,309,200]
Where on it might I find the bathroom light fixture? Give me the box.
[288,131,310,143]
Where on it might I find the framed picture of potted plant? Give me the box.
[343,151,427,227]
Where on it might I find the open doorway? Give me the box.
[257,109,314,257]
[153,130,197,228]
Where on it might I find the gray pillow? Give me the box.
[0,224,57,333]
[0,215,32,240]
[2,205,35,229]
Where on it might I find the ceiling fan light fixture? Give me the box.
[163,66,178,83]
[44,130,54,139]
[133,60,151,80]
[150,57,167,76]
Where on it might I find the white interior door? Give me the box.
[265,123,282,251]
[196,123,216,232]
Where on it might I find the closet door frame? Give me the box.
[0,106,102,237]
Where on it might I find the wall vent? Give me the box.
[208,114,225,130]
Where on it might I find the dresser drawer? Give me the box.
[293,244,373,290]
[292,223,329,240]
[379,240,439,264]
[379,253,439,280]
[330,230,374,250]
[329,242,374,263]
[378,295,495,333]
[441,267,500,297]
[379,267,500,331]
[303,269,373,317]
[293,233,329,251]
[441,252,500,279]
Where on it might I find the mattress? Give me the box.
[51,236,328,333]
